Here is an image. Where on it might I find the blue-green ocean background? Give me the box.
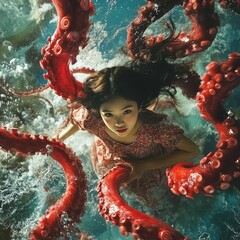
[0,0,240,239]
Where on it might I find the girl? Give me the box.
[57,63,200,198]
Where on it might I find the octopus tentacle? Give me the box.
[219,0,240,14]
[0,79,49,96]
[1,1,94,238]
[98,164,188,240]
[71,67,96,74]
[40,0,95,101]
[0,127,87,239]
[167,53,240,199]
[0,80,54,116]
[127,0,182,59]
[127,0,219,60]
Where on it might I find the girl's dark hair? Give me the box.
[81,61,177,111]
[80,19,200,112]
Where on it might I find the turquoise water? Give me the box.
[0,0,240,239]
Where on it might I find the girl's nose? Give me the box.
[115,118,124,127]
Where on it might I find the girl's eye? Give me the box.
[124,109,132,115]
[104,113,113,118]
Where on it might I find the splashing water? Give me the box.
[0,0,240,239]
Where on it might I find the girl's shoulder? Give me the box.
[71,103,102,132]
[139,109,168,125]
[139,109,184,137]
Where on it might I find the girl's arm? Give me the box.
[56,123,79,141]
[127,135,200,182]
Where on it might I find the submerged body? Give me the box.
[59,95,199,192]
[72,103,183,178]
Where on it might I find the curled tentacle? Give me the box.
[97,164,188,240]
[167,53,240,199]
[127,0,182,59]
[127,0,219,60]
[172,67,201,99]
[219,0,240,14]
[0,80,54,116]
[0,127,87,239]
[71,67,96,74]
[0,78,49,96]
[40,0,95,101]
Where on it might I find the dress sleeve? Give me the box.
[153,117,184,151]
[71,105,98,131]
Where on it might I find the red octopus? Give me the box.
[0,127,87,239]
[0,0,240,239]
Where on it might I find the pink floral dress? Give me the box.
[71,105,184,203]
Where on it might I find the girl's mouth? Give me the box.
[116,128,127,133]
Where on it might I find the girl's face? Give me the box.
[100,96,140,138]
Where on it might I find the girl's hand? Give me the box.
[125,159,145,183]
